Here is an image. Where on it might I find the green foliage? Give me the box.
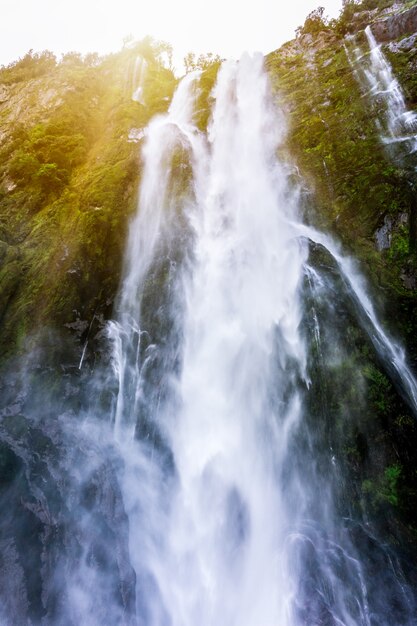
[194,60,222,131]
[359,0,393,10]
[0,29,184,362]
[384,463,403,505]
[267,39,412,242]
[127,36,174,70]
[0,50,56,84]
[0,44,152,358]
[61,51,84,66]
[141,65,177,115]
[6,119,88,203]
[333,2,361,36]
[363,363,394,416]
[329,0,396,37]
[184,52,223,73]
[384,46,417,106]
[297,6,329,36]
[362,463,402,507]
[387,225,409,262]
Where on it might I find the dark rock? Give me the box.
[375,212,408,251]
[375,215,394,251]
[371,5,417,43]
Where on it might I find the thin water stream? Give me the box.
[346,26,417,157]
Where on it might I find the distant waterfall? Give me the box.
[132,56,148,105]
[346,26,417,156]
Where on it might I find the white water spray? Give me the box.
[109,70,205,439]
[151,54,309,626]
[114,52,312,626]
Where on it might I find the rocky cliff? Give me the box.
[372,2,417,41]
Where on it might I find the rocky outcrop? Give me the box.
[371,4,417,42]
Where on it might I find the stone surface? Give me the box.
[371,4,417,43]
[375,212,408,251]
[0,85,9,102]
[387,31,417,52]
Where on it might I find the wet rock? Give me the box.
[64,319,89,336]
[400,269,417,290]
[38,87,63,109]
[375,215,394,250]
[387,32,417,53]
[371,5,417,43]
[127,127,144,143]
[375,212,408,251]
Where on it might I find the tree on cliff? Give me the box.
[296,6,328,36]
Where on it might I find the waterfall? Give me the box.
[108,69,205,439]
[145,54,308,625]
[106,53,417,625]
[1,53,417,626]
[346,26,417,157]
[113,53,310,626]
[132,56,148,105]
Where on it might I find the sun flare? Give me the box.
[2,0,343,71]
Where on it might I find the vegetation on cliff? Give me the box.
[0,40,176,360]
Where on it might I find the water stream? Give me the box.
[132,56,148,105]
[346,26,417,157]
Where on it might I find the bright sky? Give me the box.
[1,0,343,73]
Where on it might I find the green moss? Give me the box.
[267,30,414,246]
[384,463,403,505]
[361,463,402,507]
[363,364,394,415]
[384,44,417,107]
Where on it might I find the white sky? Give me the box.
[1,0,343,73]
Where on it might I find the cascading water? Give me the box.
[294,222,417,415]
[108,69,205,439]
[344,25,417,383]
[108,56,308,622]
[1,52,417,626]
[132,56,148,105]
[138,54,308,625]
[346,26,417,156]
[106,53,417,625]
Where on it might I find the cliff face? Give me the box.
[0,44,177,362]
[371,3,417,40]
